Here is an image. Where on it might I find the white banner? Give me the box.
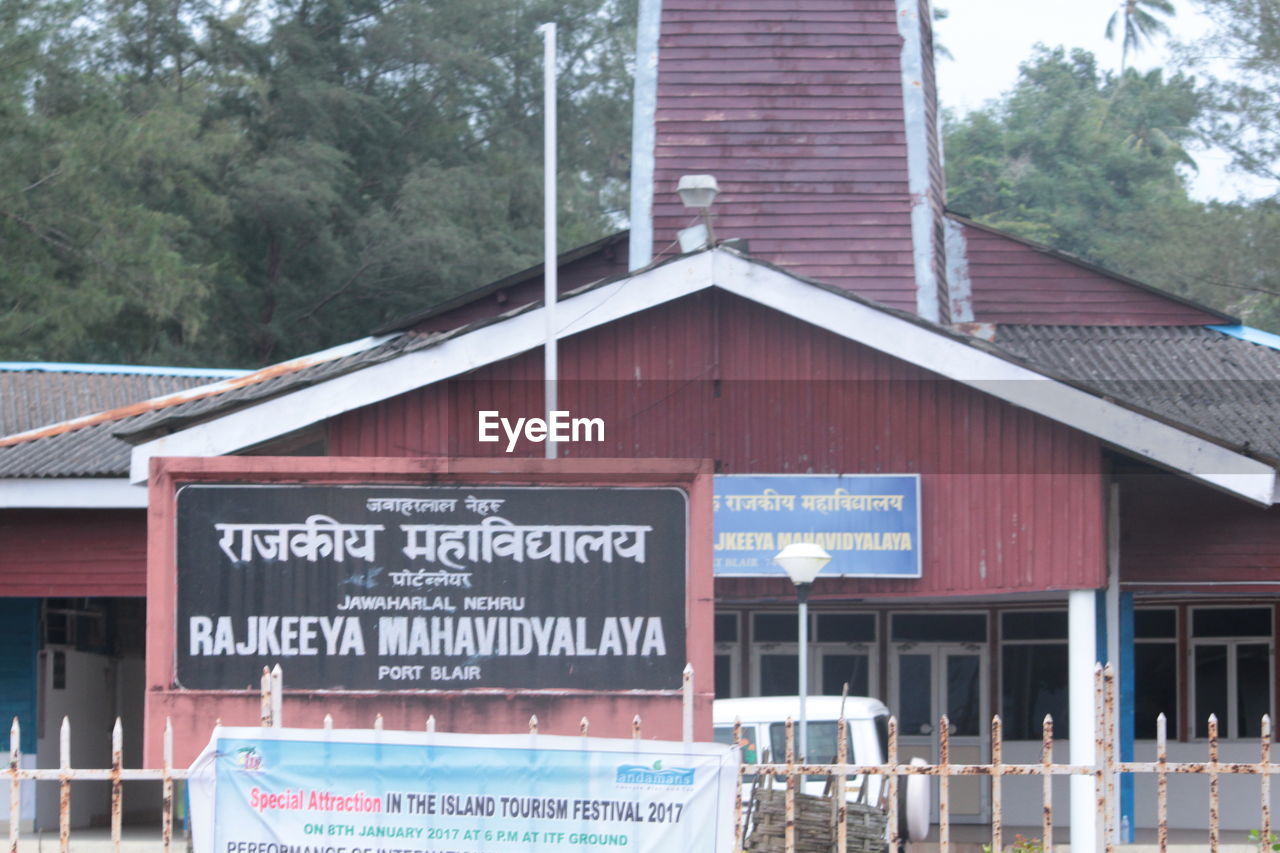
[189,727,738,853]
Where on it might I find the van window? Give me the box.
[713,725,758,779]
[768,721,855,764]
[873,714,889,763]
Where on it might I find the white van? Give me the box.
[713,696,930,843]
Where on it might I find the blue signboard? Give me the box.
[713,475,921,578]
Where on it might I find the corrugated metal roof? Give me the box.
[994,325,1280,463]
[110,334,419,440]
[0,367,238,437]
[0,337,412,478]
[0,421,135,477]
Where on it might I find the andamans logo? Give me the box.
[615,760,694,787]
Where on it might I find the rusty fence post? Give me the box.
[1263,715,1273,845]
[9,718,19,853]
[1156,713,1168,853]
[271,664,283,728]
[939,714,950,853]
[835,716,847,853]
[682,664,693,744]
[1209,714,1220,853]
[732,719,744,853]
[1104,664,1117,852]
[162,718,174,853]
[58,716,70,853]
[111,718,122,853]
[784,718,795,853]
[259,666,271,727]
[1094,664,1105,853]
[887,717,900,853]
[991,715,1002,853]
[1041,715,1053,852]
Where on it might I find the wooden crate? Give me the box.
[744,787,888,853]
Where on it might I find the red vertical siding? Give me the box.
[0,509,146,596]
[961,221,1224,325]
[651,0,921,309]
[329,291,1108,597]
[1120,469,1280,589]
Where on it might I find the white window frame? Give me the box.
[1189,606,1274,741]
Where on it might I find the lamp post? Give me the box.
[774,542,832,762]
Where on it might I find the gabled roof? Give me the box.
[96,248,1276,504]
[5,248,1279,507]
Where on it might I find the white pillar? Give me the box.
[1069,589,1098,849]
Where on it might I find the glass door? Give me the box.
[890,643,989,823]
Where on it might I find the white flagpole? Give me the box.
[541,22,558,460]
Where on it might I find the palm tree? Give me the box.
[1105,0,1176,72]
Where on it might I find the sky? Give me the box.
[932,0,1273,201]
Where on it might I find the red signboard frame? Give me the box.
[144,456,714,768]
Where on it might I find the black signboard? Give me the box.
[175,485,687,690]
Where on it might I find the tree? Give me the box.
[0,0,238,363]
[0,0,636,367]
[1181,0,1280,187]
[1105,0,1175,72]
[946,48,1201,257]
[944,46,1280,329]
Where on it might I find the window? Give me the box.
[817,613,876,697]
[754,613,798,642]
[751,611,878,698]
[1191,607,1272,739]
[1134,609,1177,739]
[712,725,759,778]
[1000,610,1068,740]
[892,613,986,644]
[715,613,740,698]
[753,612,800,695]
[768,721,858,764]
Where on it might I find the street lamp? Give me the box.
[774,542,832,761]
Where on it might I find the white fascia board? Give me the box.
[129,253,715,483]
[713,252,1277,505]
[0,478,147,508]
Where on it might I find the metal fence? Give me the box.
[737,663,1280,853]
[6,662,1279,853]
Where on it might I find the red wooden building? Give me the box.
[4,0,1280,839]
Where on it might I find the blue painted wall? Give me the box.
[0,600,39,753]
